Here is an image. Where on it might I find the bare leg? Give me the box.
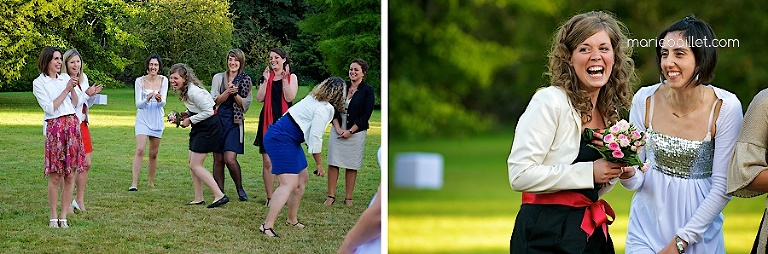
[74,152,91,211]
[212,152,225,192]
[188,151,204,202]
[287,169,309,224]
[344,169,358,206]
[189,151,226,200]
[263,173,299,230]
[131,135,148,188]
[147,137,161,187]
[262,153,275,204]
[60,172,75,221]
[48,173,62,221]
[325,165,340,205]
[225,151,246,199]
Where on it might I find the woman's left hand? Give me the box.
[658,237,686,254]
[227,83,238,95]
[180,118,191,128]
[341,130,352,139]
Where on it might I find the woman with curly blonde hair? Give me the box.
[259,77,345,237]
[507,11,636,252]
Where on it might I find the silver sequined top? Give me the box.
[647,129,714,179]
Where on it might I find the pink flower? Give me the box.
[616,120,630,132]
[608,142,620,151]
[618,134,630,147]
[610,125,620,133]
[634,141,643,147]
[630,146,637,152]
[632,131,642,139]
[612,150,624,159]
[604,134,615,143]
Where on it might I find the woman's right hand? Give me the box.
[593,159,624,184]
[67,77,79,91]
[262,66,270,81]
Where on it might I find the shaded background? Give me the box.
[388,1,768,253]
[389,0,768,138]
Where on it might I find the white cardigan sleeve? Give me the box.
[677,90,742,245]
[507,87,594,193]
[306,104,334,154]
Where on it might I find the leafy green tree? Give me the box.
[126,0,233,85]
[298,0,381,101]
[0,0,141,90]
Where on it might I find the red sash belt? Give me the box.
[522,191,615,240]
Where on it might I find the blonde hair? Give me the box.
[547,11,636,124]
[310,77,346,112]
[169,63,204,102]
[61,49,84,81]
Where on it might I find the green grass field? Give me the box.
[0,86,381,253]
[389,132,763,253]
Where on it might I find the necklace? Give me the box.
[669,86,704,118]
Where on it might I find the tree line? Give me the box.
[389,0,768,139]
[0,0,381,105]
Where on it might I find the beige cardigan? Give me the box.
[727,88,768,198]
[507,86,616,196]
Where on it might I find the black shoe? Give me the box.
[128,187,137,191]
[185,200,205,205]
[238,189,248,201]
[207,195,229,208]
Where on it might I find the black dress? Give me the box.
[509,138,615,254]
[253,79,292,154]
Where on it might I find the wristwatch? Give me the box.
[675,236,685,254]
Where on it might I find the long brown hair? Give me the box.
[547,11,636,124]
[169,63,204,102]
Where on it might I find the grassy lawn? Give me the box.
[389,131,762,253]
[0,86,381,253]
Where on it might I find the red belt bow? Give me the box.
[522,191,615,240]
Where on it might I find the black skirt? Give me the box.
[509,138,614,254]
[189,114,222,153]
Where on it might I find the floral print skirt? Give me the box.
[44,114,84,176]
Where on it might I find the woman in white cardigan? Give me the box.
[169,63,229,208]
[259,77,346,237]
[507,11,636,253]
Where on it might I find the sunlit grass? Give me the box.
[389,132,764,253]
[0,87,381,253]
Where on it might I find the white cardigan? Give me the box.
[507,86,616,195]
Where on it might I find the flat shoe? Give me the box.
[260,223,279,238]
[324,196,335,206]
[287,220,306,229]
[186,201,205,205]
[128,187,138,191]
[207,195,229,208]
[71,200,81,211]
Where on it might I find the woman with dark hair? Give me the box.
[507,11,636,252]
[253,47,299,206]
[61,49,103,213]
[32,46,85,228]
[621,16,743,253]
[211,49,252,201]
[130,54,168,191]
[325,59,376,207]
[169,63,229,208]
[259,77,346,237]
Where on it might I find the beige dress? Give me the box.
[727,88,768,254]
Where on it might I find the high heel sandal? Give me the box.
[286,220,306,229]
[260,223,279,238]
[49,219,59,228]
[324,196,335,206]
[264,198,271,207]
[59,219,69,228]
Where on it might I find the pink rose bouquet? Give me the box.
[583,119,647,167]
[167,110,182,128]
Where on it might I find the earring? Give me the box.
[695,74,699,81]
[659,75,665,84]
